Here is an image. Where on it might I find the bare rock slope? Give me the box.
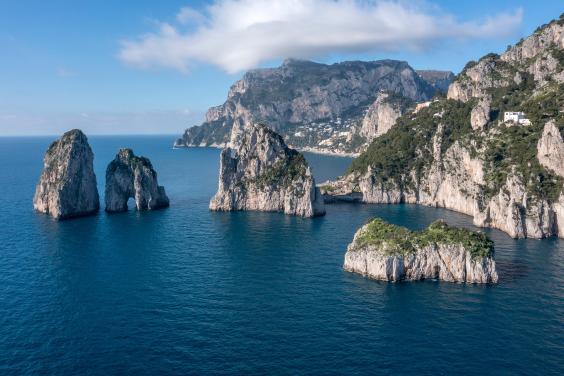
[323,15,564,239]
[33,129,100,219]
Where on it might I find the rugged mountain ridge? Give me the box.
[176,59,452,155]
[210,122,325,217]
[323,15,564,239]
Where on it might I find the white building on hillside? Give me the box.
[504,111,531,125]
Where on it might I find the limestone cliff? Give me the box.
[344,219,498,283]
[176,59,451,154]
[537,120,564,178]
[470,96,491,131]
[210,122,325,217]
[359,92,412,142]
[447,18,564,102]
[105,149,169,212]
[323,15,564,239]
[33,129,99,220]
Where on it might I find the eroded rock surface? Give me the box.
[344,219,498,283]
[359,92,410,141]
[537,120,564,178]
[470,96,491,131]
[105,149,169,212]
[33,129,99,219]
[210,122,325,217]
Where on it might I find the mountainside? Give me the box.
[175,59,452,155]
[322,15,564,239]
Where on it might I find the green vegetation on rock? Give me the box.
[482,81,564,201]
[347,16,564,204]
[348,99,474,187]
[354,218,494,259]
[254,151,308,189]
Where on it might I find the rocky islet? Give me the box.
[34,131,169,219]
[33,129,100,220]
[344,218,498,283]
[210,121,325,217]
[105,148,170,212]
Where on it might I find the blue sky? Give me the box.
[0,0,562,135]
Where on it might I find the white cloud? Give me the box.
[118,0,523,74]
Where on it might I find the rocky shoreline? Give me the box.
[322,17,564,240]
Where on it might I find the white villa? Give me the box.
[504,111,531,125]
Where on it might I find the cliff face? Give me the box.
[210,122,325,217]
[324,16,564,239]
[359,92,411,142]
[105,149,169,212]
[33,129,100,220]
[537,120,564,178]
[343,219,498,283]
[176,59,452,154]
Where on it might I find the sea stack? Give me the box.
[33,129,100,220]
[210,122,325,217]
[344,218,498,283]
[105,148,169,212]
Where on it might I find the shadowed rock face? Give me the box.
[210,122,325,217]
[33,129,100,220]
[105,149,169,213]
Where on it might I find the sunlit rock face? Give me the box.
[344,219,498,284]
[33,129,99,220]
[210,122,325,217]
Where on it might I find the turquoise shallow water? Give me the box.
[0,136,563,375]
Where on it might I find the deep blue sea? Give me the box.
[0,135,563,375]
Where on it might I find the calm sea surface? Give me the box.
[0,136,562,375]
